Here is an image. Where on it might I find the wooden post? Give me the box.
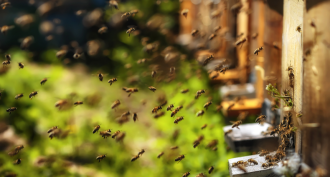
[302,0,330,171]
[282,0,304,154]
[250,0,265,100]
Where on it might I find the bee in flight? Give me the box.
[93,125,100,134]
[201,124,207,130]
[112,130,120,139]
[13,158,21,165]
[182,172,190,177]
[224,129,233,135]
[137,149,145,156]
[98,26,108,34]
[209,33,217,40]
[208,166,214,174]
[148,86,157,92]
[191,29,199,36]
[152,106,162,113]
[174,116,184,124]
[108,78,117,86]
[111,100,120,109]
[18,62,24,69]
[255,115,266,124]
[6,107,17,114]
[157,152,164,158]
[231,120,242,129]
[0,25,14,34]
[167,104,174,111]
[203,55,214,66]
[254,46,263,55]
[195,89,205,99]
[126,27,136,37]
[29,91,38,99]
[204,101,212,110]
[132,113,138,122]
[15,93,23,100]
[47,126,58,133]
[99,129,111,139]
[181,89,189,93]
[96,155,106,162]
[131,155,139,162]
[175,155,185,162]
[74,101,83,106]
[181,9,189,18]
[40,78,48,85]
[196,110,204,117]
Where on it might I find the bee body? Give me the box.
[74,101,83,106]
[6,107,17,114]
[254,46,263,55]
[175,155,185,162]
[111,100,120,109]
[112,130,120,139]
[15,93,23,100]
[148,86,156,92]
[93,125,100,134]
[18,62,24,69]
[167,104,174,111]
[132,113,138,122]
[40,78,48,85]
[208,166,214,174]
[152,106,162,113]
[29,91,38,99]
[196,110,205,117]
[13,159,21,165]
[108,78,117,86]
[157,152,164,158]
[99,129,111,139]
[96,155,106,162]
[182,172,190,177]
[174,116,184,124]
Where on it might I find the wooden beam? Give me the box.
[282,0,304,154]
[302,0,330,171]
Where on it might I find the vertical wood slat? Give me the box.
[302,1,330,171]
[250,0,265,100]
[263,5,282,101]
[282,0,304,154]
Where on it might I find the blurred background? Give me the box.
[0,0,264,176]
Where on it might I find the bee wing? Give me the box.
[229,121,236,124]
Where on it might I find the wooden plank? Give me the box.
[302,0,330,171]
[282,0,304,154]
[250,0,265,100]
[222,98,262,117]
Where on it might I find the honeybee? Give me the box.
[268,162,278,167]
[152,106,162,113]
[93,125,100,134]
[167,104,174,111]
[251,33,258,39]
[174,116,184,124]
[238,165,247,173]
[191,29,199,36]
[109,0,119,9]
[106,78,117,86]
[151,70,157,78]
[1,25,14,34]
[193,141,200,148]
[204,101,212,110]
[258,150,269,156]
[181,9,189,18]
[112,130,120,138]
[231,120,242,129]
[203,55,214,66]
[182,172,190,177]
[296,26,301,33]
[21,36,34,49]
[2,60,10,67]
[209,33,217,40]
[193,135,204,144]
[261,163,269,168]
[247,158,258,165]
[254,46,263,55]
[175,155,185,162]
[14,145,24,152]
[47,126,58,133]
[74,101,83,106]
[154,111,165,118]
[56,49,67,59]
[96,155,106,162]
[116,132,125,141]
[196,173,206,177]
[201,124,207,129]
[227,103,235,111]
[206,140,218,148]
[235,38,247,48]
[6,107,17,114]
[208,166,214,174]
[286,66,294,87]
[40,78,48,85]
[256,115,266,124]
[148,86,157,92]
[99,129,111,139]
[15,93,23,100]
[13,158,21,165]
[1,2,11,9]
[48,128,61,139]
[130,113,137,122]
[122,12,131,19]
[170,146,179,150]
[196,110,204,117]
[126,27,136,37]
[138,149,145,156]
[96,72,105,81]
[131,155,140,162]
[29,91,38,99]
[98,26,108,34]
[214,26,221,32]
[224,129,232,135]
[111,100,120,109]
[121,111,131,117]
[181,89,189,93]
[18,62,24,69]
[157,152,164,158]
[55,99,68,109]
[195,89,205,99]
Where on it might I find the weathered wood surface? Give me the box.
[282,0,304,154]
[302,0,330,171]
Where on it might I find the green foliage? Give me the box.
[265,84,293,108]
